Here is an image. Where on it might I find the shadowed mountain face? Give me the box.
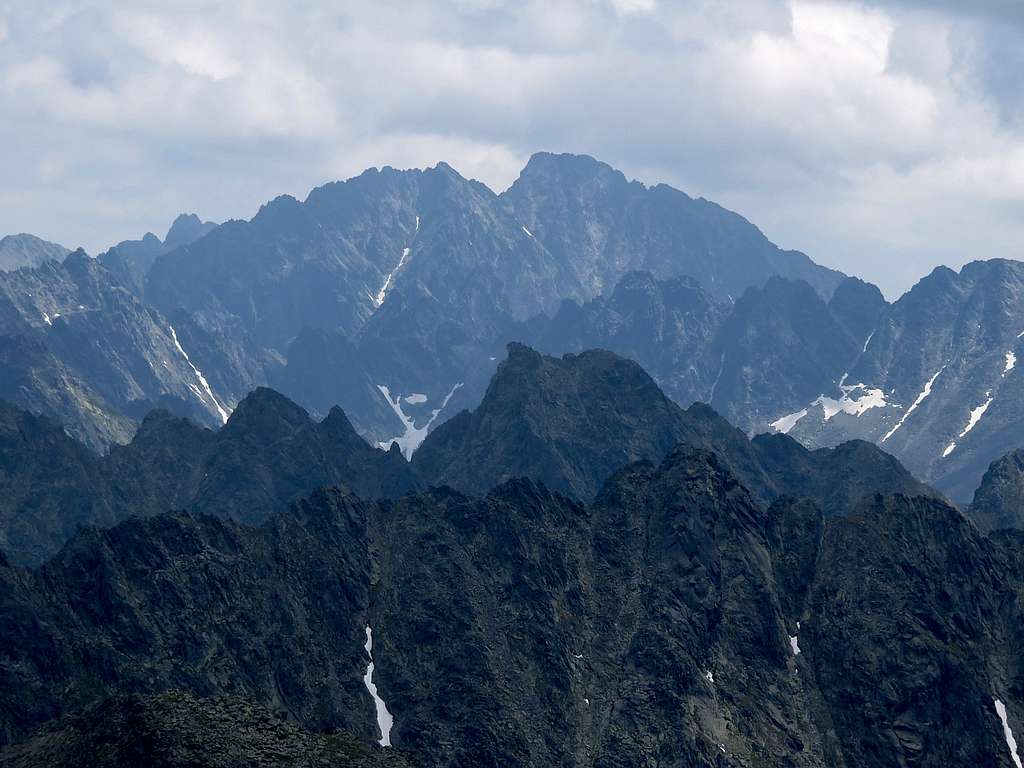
[2,445,1022,767]
[412,343,691,500]
[0,692,412,768]
[0,388,417,566]
[0,488,381,748]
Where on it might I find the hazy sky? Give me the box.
[1,1,1021,298]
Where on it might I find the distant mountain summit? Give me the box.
[99,212,217,295]
[503,152,845,302]
[412,343,690,499]
[163,212,217,250]
[0,233,69,272]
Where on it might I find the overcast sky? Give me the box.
[1,1,1021,298]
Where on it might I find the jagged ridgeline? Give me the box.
[3,154,1024,514]
[3,345,1024,767]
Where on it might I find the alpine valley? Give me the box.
[3,153,1024,767]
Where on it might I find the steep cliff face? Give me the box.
[0,250,244,449]
[803,494,1014,767]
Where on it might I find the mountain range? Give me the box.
[1,152,1018,501]
[4,151,1024,765]
[2,344,1024,766]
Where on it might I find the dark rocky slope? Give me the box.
[802,493,1015,766]
[0,692,411,768]
[0,488,380,748]
[2,446,1022,766]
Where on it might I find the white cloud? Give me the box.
[610,0,657,15]
[116,14,242,81]
[0,0,1020,299]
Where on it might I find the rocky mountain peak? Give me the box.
[222,386,314,434]
[412,344,683,499]
[513,151,629,189]
[163,213,216,250]
[0,233,70,272]
[968,448,1024,532]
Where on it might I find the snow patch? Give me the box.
[377,382,463,458]
[168,325,230,424]
[522,225,535,238]
[995,699,1023,768]
[705,670,714,684]
[771,408,808,435]
[773,377,888,436]
[404,393,427,405]
[813,381,888,421]
[958,393,993,439]
[415,215,420,232]
[1007,351,1017,374]
[363,627,394,748]
[42,312,51,325]
[789,634,801,656]
[374,247,411,307]
[943,441,957,458]
[862,330,875,353]
[882,367,944,443]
